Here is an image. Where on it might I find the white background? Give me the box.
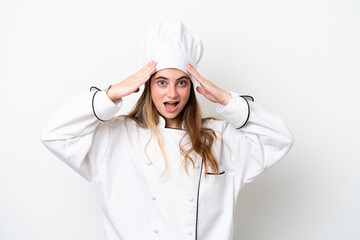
[1,0,359,239]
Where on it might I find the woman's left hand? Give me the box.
[186,63,232,105]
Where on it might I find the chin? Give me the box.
[162,113,179,120]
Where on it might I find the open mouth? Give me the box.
[164,102,179,112]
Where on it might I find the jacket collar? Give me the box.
[157,115,186,131]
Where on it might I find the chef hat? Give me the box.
[140,20,203,79]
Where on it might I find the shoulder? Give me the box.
[106,115,142,130]
[202,117,228,132]
[202,117,242,139]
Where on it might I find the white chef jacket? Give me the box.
[41,87,293,240]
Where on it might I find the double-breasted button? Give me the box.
[147,161,152,166]
[151,196,156,201]
[188,197,194,202]
[153,229,159,233]
[187,231,193,236]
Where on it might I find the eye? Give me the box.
[158,80,166,86]
[177,80,188,87]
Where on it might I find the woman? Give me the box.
[41,20,293,240]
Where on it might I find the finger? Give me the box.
[139,68,156,83]
[140,74,152,85]
[186,63,206,85]
[186,62,200,76]
[137,62,156,81]
[196,86,206,96]
[149,63,157,75]
[138,60,157,74]
[147,62,157,77]
[145,60,156,68]
[186,63,199,77]
[139,60,154,72]
[137,72,155,88]
[141,63,157,79]
[196,86,218,103]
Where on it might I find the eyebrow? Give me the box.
[154,76,190,81]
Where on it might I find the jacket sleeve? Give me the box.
[216,92,294,188]
[40,87,122,182]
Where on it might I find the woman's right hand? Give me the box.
[107,60,157,103]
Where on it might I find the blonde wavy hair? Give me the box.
[124,76,220,178]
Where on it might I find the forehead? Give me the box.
[152,68,189,79]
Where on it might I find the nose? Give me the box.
[167,84,178,99]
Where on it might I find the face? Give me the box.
[150,68,191,128]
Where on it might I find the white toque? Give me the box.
[140,20,203,78]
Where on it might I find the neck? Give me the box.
[165,118,181,129]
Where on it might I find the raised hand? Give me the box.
[186,63,232,105]
[107,60,157,103]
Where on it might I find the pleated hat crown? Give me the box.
[140,20,203,78]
